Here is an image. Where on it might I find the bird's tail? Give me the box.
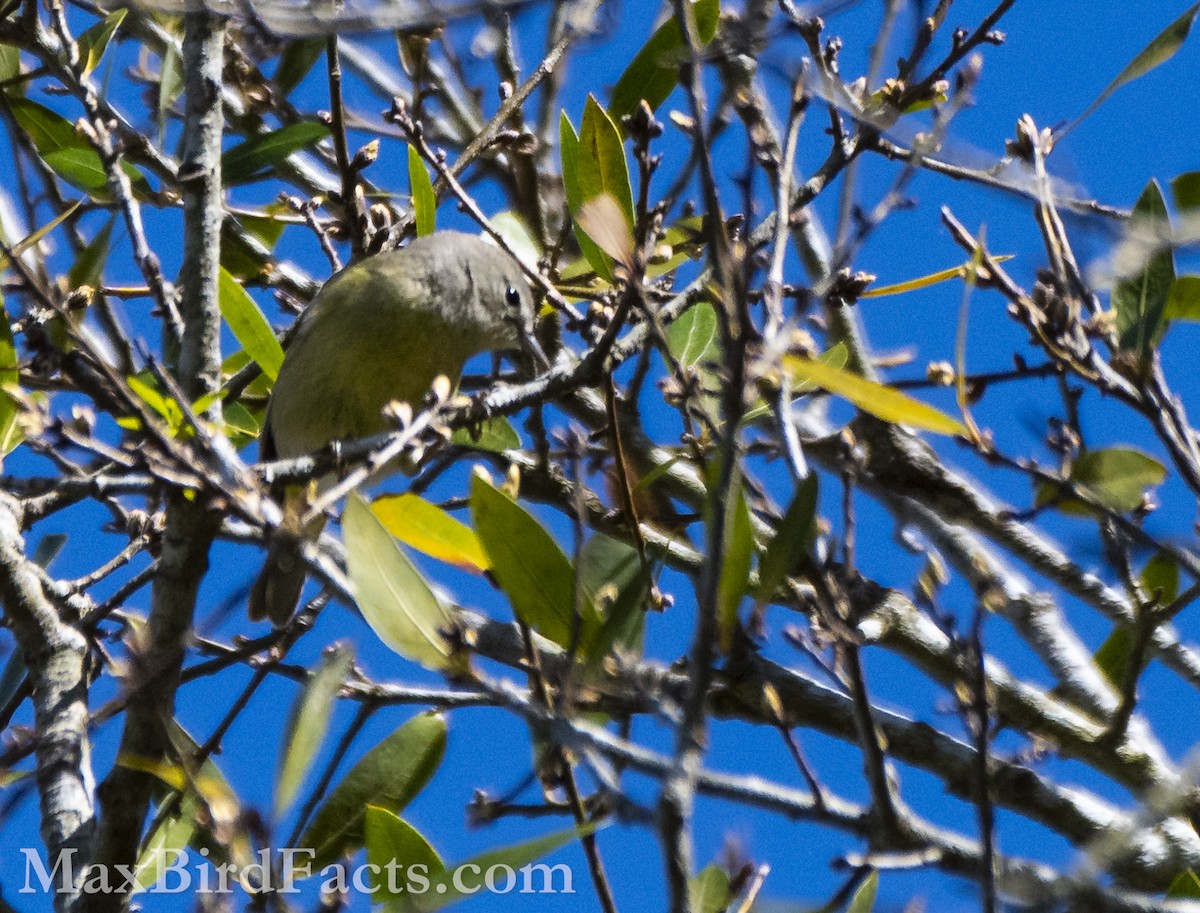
[249,490,327,626]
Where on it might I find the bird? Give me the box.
[248,230,537,624]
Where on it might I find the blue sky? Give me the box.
[4,1,1200,911]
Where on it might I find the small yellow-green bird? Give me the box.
[249,230,537,624]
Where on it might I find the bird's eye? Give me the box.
[505,285,522,309]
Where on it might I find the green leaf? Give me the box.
[560,112,613,282]
[579,533,650,663]
[0,200,82,274]
[158,43,182,143]
[275,38,324,96]
[344,492,457,670]
[1140,550,1179,604]
[222,121,328,185]
[418,824,595,912]
[784,354,967,436]
[667,298,718,370]
[0,43,22,93]
[451,415,522,452]
[0,297,21,463]
[364,806,444,896]
[1063,4,1200,136]
[847,870,879,913]
[135,800,198,890]
[691,864,732,913]
[77,9,127,75]
[218,267,284,382]
[1038,447,1167,515]
[299,712,447,871]
[1094,623,1138,690]
[609,0,720,124]
[1166,275,1200,320]
[1114,179,1174,359]
[408,145,436,237]
[68,216,114,289]
[1171,171,1200,212]
[371,493,489,574]
[716,474,753,653]
[1169,870,1200,899]
[471,473,599,650]
[755,473,818,604]
[8,98,151,200]
[577,95,635,232]
[275,644,353,817]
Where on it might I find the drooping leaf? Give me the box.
[408,145,436,237]
[0,297,21,463]
[77,9,127,75]
[218,267,284,382]
[560,112,613,282]
[343,492,457,670]
[755,473,818,604]
[471,473,599,650]
[784,354,967,436]
[451,415,521,452]
[371,493,489,574]
[609,0,721,125]
[222,121,328,185]
[364,806,444,895]
[0,199,82,272]
[1114,179,1174,359]
[299,712,447,871]
[1037,447,1167,515]
[275,644,354,817]
[1062,4,1200,136]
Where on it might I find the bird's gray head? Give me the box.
[401,230,538,355]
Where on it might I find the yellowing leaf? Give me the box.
[860,255,1014,298]
[371,493,489,574]
[784,355,966,436]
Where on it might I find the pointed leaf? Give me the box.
[418,824,596,912]
[299,712,447,871]
[1114,179,1174,358]
[68,216,114,289]
[667,298,718,370]
[577,95,635,231]
[609,0,721,124]
[371,493,489,574]
[344,492,457,670]
[560,112,613,282]
[716,475,753,653]
[784,354,966,436]
[408,145,436,237]
[847,870,879,913]
[1063,4,1200,136]
[860,255,1014,298]
[1038,447,1167,515]
[471,473,599,650]
[364,806,444,895]
[222,121,328,185]
[77,9,127,75]
[275,38,324,95]
[0,297,20,463]
[158,43,182,142]
[275,644,354,816]
[218,267,284,381]
[1169,870,1200,899]
[755,473,818,604]
[451,415,521,452]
